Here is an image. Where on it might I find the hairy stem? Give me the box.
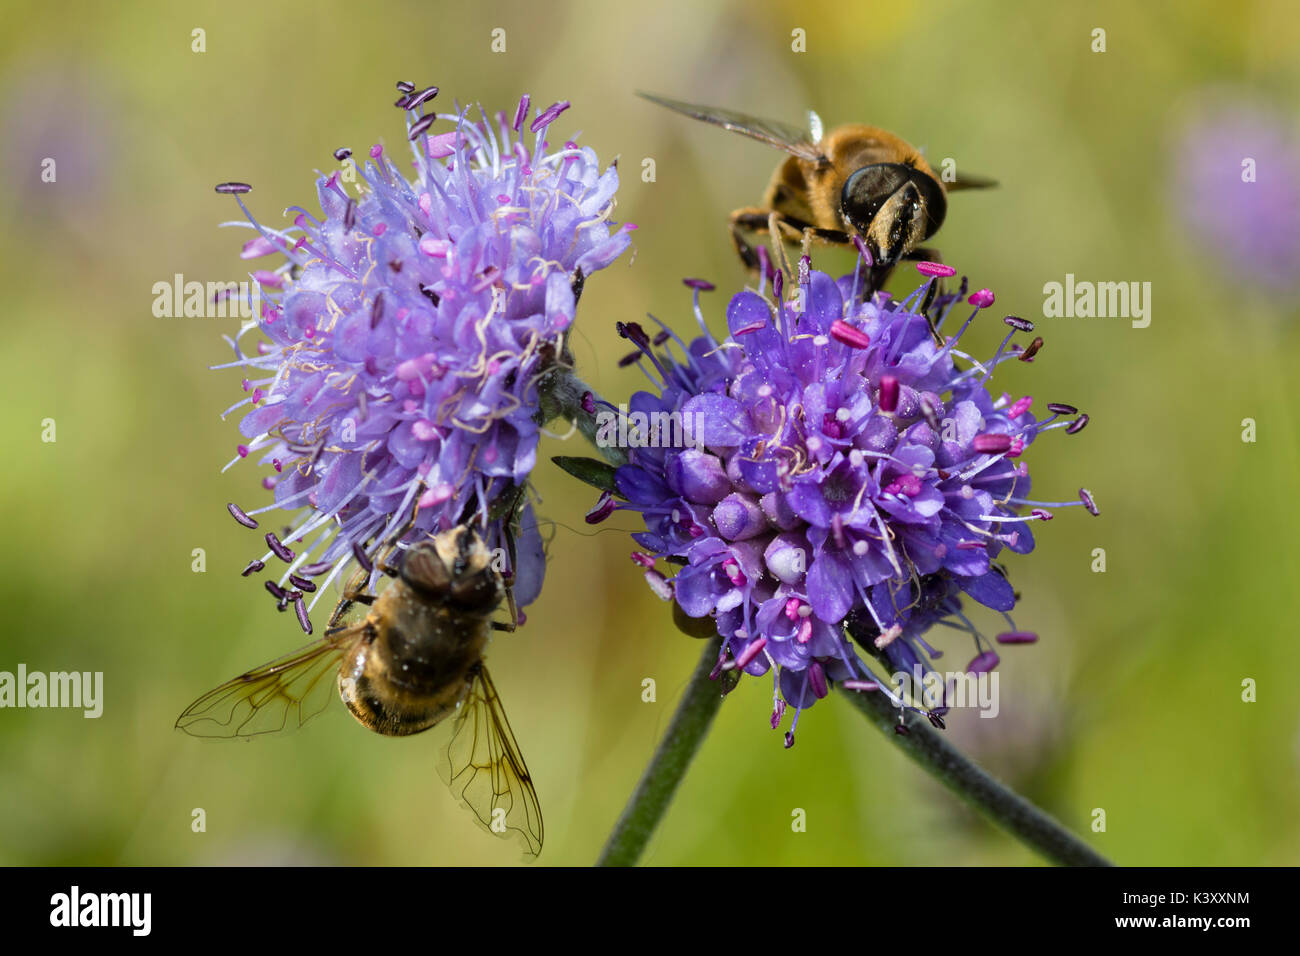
[537,366,627,467]
[596,637,725,866]
[841,680,1112,866]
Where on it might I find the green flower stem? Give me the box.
[597,633,1111,867]
[597,637,725,867]
[841,683,1112,866]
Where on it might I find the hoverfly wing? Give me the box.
[175,626,361,739]
[636,91,828,164]
[944,171,999,191]
[439,663,543,859]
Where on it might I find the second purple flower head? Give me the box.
[600,255,1096,745]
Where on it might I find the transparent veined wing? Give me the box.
[636,91,828,164]
[439,663,543,858]
[175,626,362,738]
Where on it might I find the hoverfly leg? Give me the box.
[488,562,519,633]
[796,224,853,262]
[333,482,429,626]
[905,245,944,265]
[766,210,796,280]
[328,566,382,631]
[375,480,429,576]
[500,579,519,632]
[901,246,947,344]
[810,225,851,245]
[862,262,897,299]
[491,577,518,633]
[728,207,771,273]
[733,207,852,284]
[329,564,375,628]
[495,504,522,633]
[800,228,815,261]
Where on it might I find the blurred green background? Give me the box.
[1,0,1297,866]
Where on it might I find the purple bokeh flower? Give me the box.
[602,255,1095,745]
[215,83,632,631]
[1172,95,1300,291]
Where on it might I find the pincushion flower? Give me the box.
[601,255,1096,745]
[1172,95,1300,292]
[214,82,632,631]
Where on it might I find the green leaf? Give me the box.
[552,456,622,496]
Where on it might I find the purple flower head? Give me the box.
[1172,94,1300,292]
[603,258,1095,742]
[215,83,632,631]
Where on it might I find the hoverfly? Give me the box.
[176,493,543,859]
[637,92,996,288]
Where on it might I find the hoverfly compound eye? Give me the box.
[450,566,503,613]
[908,170,948,239]
[400,542,453,594]
[839,164,911,235]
